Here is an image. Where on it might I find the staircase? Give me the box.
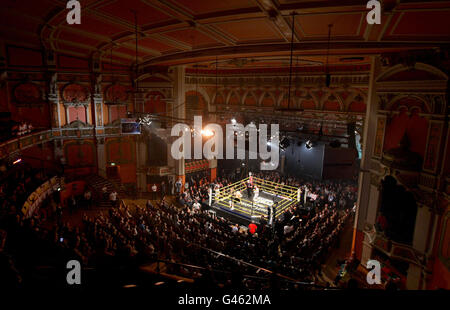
[85,175,125,209]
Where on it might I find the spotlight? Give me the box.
[13,158,22,165]
[201,129,214,137]
[138,115,152,126]
[280,137,290,149]
[306,140,313,149]
[231,118,236,124]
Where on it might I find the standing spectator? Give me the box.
[169,178,174,195]
[192,200,201,212]
[102,185,108,200]
[109,190,118,207]
[175,178,182,194]
[248,222,257,235]
[184,179,189,193]
[161,181,166,198]
[151,184,157,200]
[84,189,92,209]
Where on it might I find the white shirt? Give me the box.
[109,192,117,201]
[284,225,294,235]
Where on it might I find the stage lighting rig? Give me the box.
[280,137,290,150]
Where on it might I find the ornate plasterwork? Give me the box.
[104,83,128,105]
[13,82,44,106]
[61,83,90,107]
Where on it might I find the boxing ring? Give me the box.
[209,176,300,223]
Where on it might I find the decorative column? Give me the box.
[84,103,90,125]
[48,73,61,130]
[210,159,217,182]
[208,96,217,182]
[92,77,106,177]
[173,66,186,190]
[353,56,382,265]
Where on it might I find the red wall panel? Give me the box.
[68,106,87,123]
[109,105,127,122]
[383,111,428,158]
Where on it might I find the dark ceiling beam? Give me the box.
[141,41,448,67]
[253,0,301,43]
[277,0,371,12]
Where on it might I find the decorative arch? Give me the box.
[104,83,128,104]
[136,73,172,84]
[211,90,225,105]
[242,91,258,106]
[144,91,166,114]
[64,120,88,128]
[260,91,276,107]
[276,91,302,109]
[185,90,207,111]
[227,90,240,105]
[185,85,210,104]
[309,89,324,110]
[345,90,367,112]
[61,83,89,104]
[383,97,429,158]
[322,91,343,111]
[377,63,448,83]
[386,95,431,114]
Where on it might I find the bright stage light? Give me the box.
[306,140,313,149]
[201,129,214,137]
[231,118,236,124]
[138,115,152,126]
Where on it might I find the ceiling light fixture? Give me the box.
[201,129,214,137]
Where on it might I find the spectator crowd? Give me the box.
[0,165,357,289]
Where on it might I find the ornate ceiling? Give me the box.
[1,0,450,71]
